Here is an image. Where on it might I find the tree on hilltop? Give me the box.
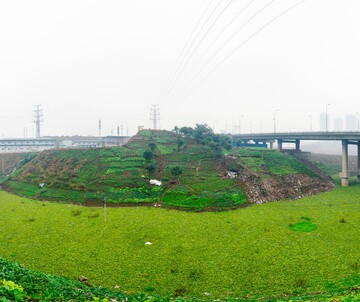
[173,124,232,157]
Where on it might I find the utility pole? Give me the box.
[238,115,244,134]
[33,105,44,138]
[98,119,102,137]
[273,109,279,133]
[150,105,160,130]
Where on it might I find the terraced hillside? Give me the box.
[0,153,35,181]
[1,129,332,209]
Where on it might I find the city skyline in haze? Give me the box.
[1,1,359,138]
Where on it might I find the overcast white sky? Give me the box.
[0,0,359,138]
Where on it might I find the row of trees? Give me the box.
[173,124,232,157]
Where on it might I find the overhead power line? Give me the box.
[176,0,256,92]
[164,0,235,102]
[171,0,307,105]
[168,0,275,102]
[161,0,216,101]
[163,0,224,101]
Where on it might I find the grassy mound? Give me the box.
[3,130,245,209]
[2,130,332,209]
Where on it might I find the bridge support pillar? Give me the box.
[295,139,300,151]
[277,139,283,151]
[341,139,349,186]
[358,141,360,182]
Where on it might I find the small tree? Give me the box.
[170,166,183,180]
[176,139,184,152]
[143,150,153,161]
[145,163,157,178]
[148,143,156,152]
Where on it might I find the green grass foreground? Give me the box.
[1,184,360,300]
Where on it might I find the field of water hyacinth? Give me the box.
[1,182,360,300]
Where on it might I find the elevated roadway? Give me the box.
[232,131,360,187]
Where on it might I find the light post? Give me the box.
[212,120,217,133]
[309,115,312,131]
[104,196,107,222]
[325,103,330,131]
[238,115,244,135]
[273,109,279,133]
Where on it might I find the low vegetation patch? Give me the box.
[1,256,360,301]
[289,220,318,232]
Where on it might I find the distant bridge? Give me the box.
[231,131,360,187]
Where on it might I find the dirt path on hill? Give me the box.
[155,156,167,180]
[195,159,202,176]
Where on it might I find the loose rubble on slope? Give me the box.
[222,154,334,204]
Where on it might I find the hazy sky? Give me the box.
[1,0,359,138]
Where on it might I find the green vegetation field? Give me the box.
[1,182,360,300]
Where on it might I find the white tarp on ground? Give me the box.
[149,179,162,186]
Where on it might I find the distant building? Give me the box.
[320,112,330,131]
[101,136,130,147]
[345,114,357,131]
[333,118,343,131]
[0,136,131,153]
[0,138,56,153]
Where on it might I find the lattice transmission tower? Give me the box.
[150,105,160,130]
[33,105,44,138]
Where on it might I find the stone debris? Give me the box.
[221,153,334,204]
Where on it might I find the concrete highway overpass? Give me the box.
[232,131,360,187]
